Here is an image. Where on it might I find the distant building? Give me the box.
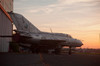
[0,0,13,52]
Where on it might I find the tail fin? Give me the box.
[9,12,40,33]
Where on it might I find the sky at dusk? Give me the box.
[14,0,100,49]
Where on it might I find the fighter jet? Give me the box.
[7,12,83,54]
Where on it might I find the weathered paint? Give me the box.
[0,4,13,22]
[0,7,13,52]
[0,0,13,12]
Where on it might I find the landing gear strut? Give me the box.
[55,48,60,54]
[68,46,72,55]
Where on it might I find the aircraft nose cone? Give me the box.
[66,38,83,47]
[76,40,83,47]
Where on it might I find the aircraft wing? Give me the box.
[40,40,65,43]
[39,39,66,46]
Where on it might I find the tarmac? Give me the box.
[0,53,100,66]
[0,53,44,66]
[42,54,100,66]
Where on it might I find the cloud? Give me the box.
[20,0,28,1]
[15,0,100,14]
[25,0,100,15]
[14,0,100,29]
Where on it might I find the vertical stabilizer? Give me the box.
[9,12,40,33]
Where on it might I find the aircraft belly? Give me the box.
[19,37,40,44]
[64,42,83,47]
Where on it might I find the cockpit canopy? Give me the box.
[66,34,72,38]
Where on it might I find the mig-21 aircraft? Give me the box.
[2,12,83,54]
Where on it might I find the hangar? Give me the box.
[0,0,13,52]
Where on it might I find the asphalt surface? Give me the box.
[42,54,100,66]
[0,53,44,66]
[0,53,100,66]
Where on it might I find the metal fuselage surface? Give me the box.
[15,30,83,49]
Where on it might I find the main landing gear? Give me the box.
[68,46,72,55]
